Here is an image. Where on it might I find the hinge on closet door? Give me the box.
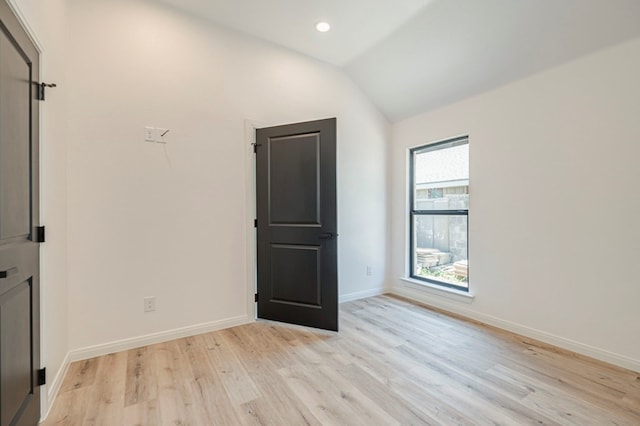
[35,226,45,243]
[37,368,46,386]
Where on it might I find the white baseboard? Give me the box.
[68,315,253,363]
[392,285,640,373]
[40,351,71,422]
[339,287,388,304]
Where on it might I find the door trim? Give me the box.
[244,118,269,321]
[6,1,44,52]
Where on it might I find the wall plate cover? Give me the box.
[144,127,155,142]
[156,128,169,144]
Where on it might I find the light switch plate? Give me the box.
[144,127,155,142]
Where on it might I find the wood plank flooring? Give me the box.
[43,295,640,425]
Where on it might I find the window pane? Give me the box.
[413,143,468,210]
[413,214,468,289]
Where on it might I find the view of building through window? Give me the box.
[411,138,469,290]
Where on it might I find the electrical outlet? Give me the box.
[144,296,156,312]
[366,266,372,276]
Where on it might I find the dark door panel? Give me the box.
[0,0,41,424]
[270,244,322,307]
[256,118,338,331]
[1,279,33,426]
[0,25,31,240]
[268,133,321,226]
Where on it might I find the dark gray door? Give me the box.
[256,118,338,331]
[0,1,41,424]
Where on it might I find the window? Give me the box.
[410,137,468,291]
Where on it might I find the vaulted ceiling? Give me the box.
[156,0,640,121]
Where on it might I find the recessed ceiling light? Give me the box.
[315,22,331,33]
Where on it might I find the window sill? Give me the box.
[399,277,475,304]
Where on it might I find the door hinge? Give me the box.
[37,82,57,101]
[35,226,45,243]
[37,368,46,386]
[254,293,259,302]
[252,143,262,153]
[254,219,257,228]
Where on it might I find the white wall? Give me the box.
[65,0,389,352]
[390,37,640,371]
[9,0,70,413]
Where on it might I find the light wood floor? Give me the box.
[43,295,640,425]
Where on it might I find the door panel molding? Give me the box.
[267,132,321,226]
[269,243,322,307]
